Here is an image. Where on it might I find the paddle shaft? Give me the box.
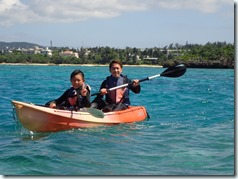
[108,74,160,91]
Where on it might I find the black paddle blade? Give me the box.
[160,64,186,77]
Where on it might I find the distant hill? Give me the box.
[0,41,44,49]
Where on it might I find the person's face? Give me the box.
[110,63,122,78]
[71,74,84,89]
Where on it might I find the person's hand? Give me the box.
[100,88,108,95]
[80,86,88,96]
[49,102,56,108]
[132,79,140,87]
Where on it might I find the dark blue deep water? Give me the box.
[0,65,234,175]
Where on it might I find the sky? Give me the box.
[0,0,234,49]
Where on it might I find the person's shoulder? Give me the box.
[103,76,111,82]
[121,74,129,81]
[120,74,127,78]
[67,87,74,92]
[64,87,74,95]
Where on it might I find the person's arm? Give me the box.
[49,89,69,108]
[127,78,141,94]
[95,80,107,98]
[81,85,91,107]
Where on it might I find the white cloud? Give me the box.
[153,0,233,13]
[0,0,39,26]
[0,0,233,26]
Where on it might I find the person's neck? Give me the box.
[111,75,121,79]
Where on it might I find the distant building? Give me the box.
[59,50,79,58]
[21,46,52,56]
[40,47,52,56]
[143,56,158,61]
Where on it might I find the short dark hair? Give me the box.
[109,59,123,70]
[70,70,85,81]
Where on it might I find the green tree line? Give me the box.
[0,41,234,68]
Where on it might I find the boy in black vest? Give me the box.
[91,60,140,112]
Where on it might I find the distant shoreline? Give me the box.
[0,63,163,68]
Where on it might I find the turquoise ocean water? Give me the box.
[0,65,235,176]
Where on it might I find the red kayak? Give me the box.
[12,100,148,132]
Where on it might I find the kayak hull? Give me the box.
[12,100,148,132]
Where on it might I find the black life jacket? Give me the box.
[105,75,130,106]
[67,85,91,109]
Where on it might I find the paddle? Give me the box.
[80,108,104,118]
[91,64,186,96]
